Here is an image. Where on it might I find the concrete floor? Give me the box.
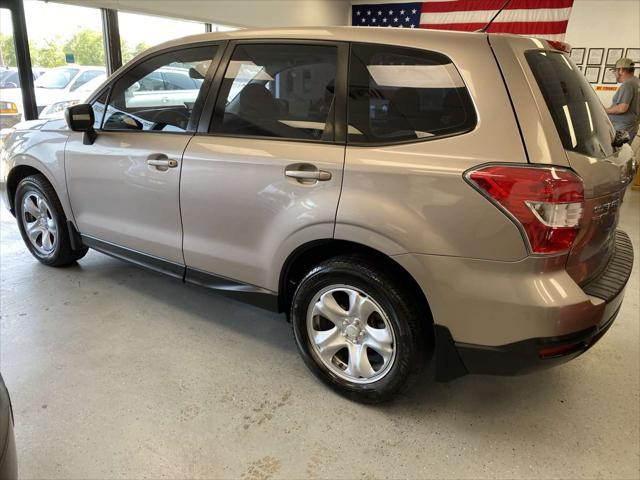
[1,191,638,480]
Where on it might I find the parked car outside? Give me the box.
[0,65,105,128]
[0,67,48,88]
[0,28,636,403]
[0,67,48,129]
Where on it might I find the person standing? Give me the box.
[605,58,640,142]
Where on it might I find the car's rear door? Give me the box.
[180,40,348,296]
[65,44,222,272]
[490,35,636,287]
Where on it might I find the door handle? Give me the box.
[147,159,178,168]
[285,168,332,181]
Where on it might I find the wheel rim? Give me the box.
[21,191,58,256]
[306,285,396,384]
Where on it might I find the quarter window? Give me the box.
[211,43,338,141]
[101,46,216,133]
[348,44,476,144]
[91,89,108,129]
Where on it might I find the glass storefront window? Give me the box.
[119,12,202,63]
[118,12,237,64]
[24,0,105,68]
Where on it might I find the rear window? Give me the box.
[526,51,614,159]
[348,43,477,145]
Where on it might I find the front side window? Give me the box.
[212,43,338,141]
[348,44,476,145]
[101,46,216,133]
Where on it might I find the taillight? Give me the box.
[466,165,584,255]
[546,40,571,54]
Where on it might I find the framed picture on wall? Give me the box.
[587,48,604,65]
[625,48,640,63]
[584,66,600,84]
[605,48,624,65]
[602,68,618,84]
[570,48,585,65]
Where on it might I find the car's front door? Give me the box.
[65,45,220,272]
[180,41,347,294]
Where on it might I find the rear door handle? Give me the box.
[285,168,332,181]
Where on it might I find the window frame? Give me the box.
[87,40,226,135]
[196,38,349,146]
[346,42,479,148]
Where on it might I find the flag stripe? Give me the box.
[420,7,572,25]
[420,20,569,35]
[351,2,574,41]
[421,0,574,13]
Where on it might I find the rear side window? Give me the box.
[526,51,614,159]
[211,43,338,141]
[348,43,476,145]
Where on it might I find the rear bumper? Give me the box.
[393,230,634,381]
[450,302,621,376]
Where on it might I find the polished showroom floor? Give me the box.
[1,190,638,479]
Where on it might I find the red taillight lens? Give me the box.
[546,40,571,53]
[467,165,584,254]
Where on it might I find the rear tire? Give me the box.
[15,174,85,267]
[291,256,429,403]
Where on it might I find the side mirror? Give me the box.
[65,103,97,145]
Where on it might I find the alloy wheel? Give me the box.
[306,285,396,384]
[21,191,58,256]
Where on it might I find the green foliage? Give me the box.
[0,34,17,67]
[31,36,66,68]
[63,29,104,66]
[0,29,107,69]
[121,41,151,64]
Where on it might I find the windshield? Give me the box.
[526,51,614,159]
[34,67,79,89]
[0,71,18,86]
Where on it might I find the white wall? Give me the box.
[53,0,351,28]
[565,0,640,105]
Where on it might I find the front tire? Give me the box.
[15,174,84,267]
[291,256,429,403]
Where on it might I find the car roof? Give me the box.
[140,26,489,58]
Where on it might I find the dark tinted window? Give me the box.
[348,44,476,145]
[102,46,215,132]
[526,51,614,159]
[212,44,337,141]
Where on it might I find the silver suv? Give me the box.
[1,28,636,403]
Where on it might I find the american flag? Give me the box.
[352,1,575,41]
